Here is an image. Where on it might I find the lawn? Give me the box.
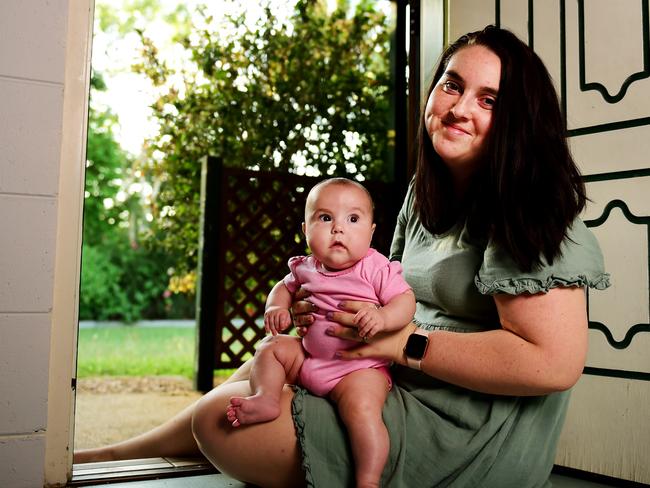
[77,326,198,378]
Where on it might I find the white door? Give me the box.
[420,0,650,483]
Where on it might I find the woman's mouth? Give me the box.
[443,121,470,135]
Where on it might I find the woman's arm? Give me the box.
[332,286,588,396]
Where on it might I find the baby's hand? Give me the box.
[353,306,385,340]
[264,307,292,335]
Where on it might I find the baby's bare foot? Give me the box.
[226,395,281,427]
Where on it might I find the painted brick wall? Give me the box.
[0,1,70,486]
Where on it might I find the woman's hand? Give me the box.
[290,287,317,337]
[327,300,416,364]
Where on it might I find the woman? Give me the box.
[76,26,609,487]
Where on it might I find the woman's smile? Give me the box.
[441,119,471,136]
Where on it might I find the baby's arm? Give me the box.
[264,281,294,335]
[354,290,416,339]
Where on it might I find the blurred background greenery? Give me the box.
[77,326,196,377]
[80,0,395,324]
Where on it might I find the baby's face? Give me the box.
[302,183,375,271]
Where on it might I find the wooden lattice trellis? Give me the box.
[195,156,400,390]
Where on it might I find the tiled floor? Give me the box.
[71,458,632,487]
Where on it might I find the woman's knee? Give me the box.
[190,394,212,441]
[191,390,228,446]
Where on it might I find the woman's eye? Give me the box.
[480,96,496,109]
[442,80,460,93]
[319,214,332,222]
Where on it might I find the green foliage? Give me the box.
[96,0,192,37]
[81,71,194,321]
[136,0,394,276]
[79,238,192,322]
[83,74,131,245]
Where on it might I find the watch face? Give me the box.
[405,333,428,359]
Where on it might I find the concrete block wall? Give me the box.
[0,1,71,486]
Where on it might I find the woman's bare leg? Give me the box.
[74,359,254,463]
[227,335,304,426]
[329,369,390,488]
[75,350,306,487]
[192,379,305,488]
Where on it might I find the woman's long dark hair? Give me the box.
[414,25,586,271]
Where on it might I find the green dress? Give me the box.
[291,186,610,487]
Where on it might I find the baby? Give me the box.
[227,177,416,488]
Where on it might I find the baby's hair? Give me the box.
[307,177,375,220]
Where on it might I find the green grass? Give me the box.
[77,326,196,378]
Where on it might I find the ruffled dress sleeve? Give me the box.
[475,218,610,295]
[283,255,308,294]
[368,254,412,305]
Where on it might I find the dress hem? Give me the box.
[291,385,315,487]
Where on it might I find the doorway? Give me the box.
[70,0,410,483]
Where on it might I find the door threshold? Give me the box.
[69,457,216,486]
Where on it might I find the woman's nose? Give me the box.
[450,95,471,118]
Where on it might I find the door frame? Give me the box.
[44,0,94,484]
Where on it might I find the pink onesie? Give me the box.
[283,248,412,396]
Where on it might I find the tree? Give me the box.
[137,0,394,277]
[79,72,192,321]
[82,73,131,246]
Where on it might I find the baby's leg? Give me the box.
[227,335,304,427]
[330,368,390,488]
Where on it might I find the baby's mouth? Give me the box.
[331,241,346,249]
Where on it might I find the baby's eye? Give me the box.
[319,214,332,222]
[349,215,359,223]
[442,80,461,93]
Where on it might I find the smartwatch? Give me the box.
[403,328,429,370]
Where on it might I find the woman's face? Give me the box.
[424,45,501,183]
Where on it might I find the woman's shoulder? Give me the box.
[475,218,611,295]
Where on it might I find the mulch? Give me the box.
[77,375,198,394]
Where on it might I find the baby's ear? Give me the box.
[371,223,376,234]
[301,222,306,235]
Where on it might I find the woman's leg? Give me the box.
[227,335,304,426]
[73,359,254,463]
[192,379,306,488]
[75,348,306,487]
[329,369,390,488]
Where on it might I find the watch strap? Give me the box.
[406,354,422,370]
